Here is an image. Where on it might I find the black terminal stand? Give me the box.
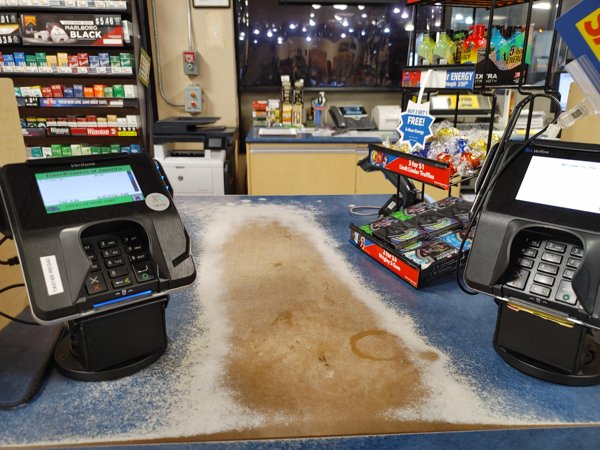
[465,139,600,386]
[493,302,600,386]
[54,296,169,382]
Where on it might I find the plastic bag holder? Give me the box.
[54,296,169,382]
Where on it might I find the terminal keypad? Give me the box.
[82,231,157,302]
[504,236,583,310]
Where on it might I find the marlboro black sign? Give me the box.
[20,14,123,47]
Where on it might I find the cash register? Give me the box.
[465,139,600,385]
[0,153,196,380]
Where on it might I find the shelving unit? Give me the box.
[0,0,155,158]
[350,143,473,288]
[402,0,564,147]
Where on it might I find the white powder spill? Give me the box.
[6,200,568,448]
[164,201,549,431]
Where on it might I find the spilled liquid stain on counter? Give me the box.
[170,202,546,440]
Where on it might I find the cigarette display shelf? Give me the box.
[0,66,134,76]
[0,43,134,50]
[23,125,140,136]
[0,1,128,11]
[1,0,156,157]
[24,134,142,145]
[17,97,138,109]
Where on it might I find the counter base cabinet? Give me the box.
[247,144,398,195]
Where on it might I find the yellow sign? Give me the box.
[447,95,480,110]
[576,8,600,63]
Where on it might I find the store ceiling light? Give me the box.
[349,28,354,32]
[401,11,409,19]
[267,30,273,37]
[341,32,347,38]
[384,27,390,33]
[393,7,400,14]
[306,36,312,41]
[405,24,414,31]
[342,19,349,27]
[253,29,260,35]
[309,19,316,26]
[312,4,321,9]
[455,13,464,20]
[533,2,551,9]
[465,16,473,25]
[289,23,297,29]
[333,4,348,10]
[357,5,365,10]
[361,13,367,18]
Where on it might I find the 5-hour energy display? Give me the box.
[35,165,144,214]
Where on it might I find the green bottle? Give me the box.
[433,31,456,65]
[417,33,435,65]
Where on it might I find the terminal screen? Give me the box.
[516,155,600,215]
[35,165,145,214]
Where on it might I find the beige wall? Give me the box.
[0,79,29,331]
[147,0,238,127]
[561,83,600,145]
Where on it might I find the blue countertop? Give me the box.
[1,195,600,449]
[246,127,398,144]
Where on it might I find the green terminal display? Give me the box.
[35,164,144,214]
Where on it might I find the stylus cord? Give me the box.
[0,283,39,326]
[455,93,563,296]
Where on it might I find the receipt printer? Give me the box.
[371,105,402,131]
[0,153,196,324]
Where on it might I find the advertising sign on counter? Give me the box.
[396,100,434,150]
[556,0,600,76]
[20,14,123,46]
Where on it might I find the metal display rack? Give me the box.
[402,0,564,150]
[351,0,566,288]
[0,0,156,158]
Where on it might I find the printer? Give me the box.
[153,117,237,195]
[371,105,402,131]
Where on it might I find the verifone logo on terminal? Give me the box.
[70,162,96,168]
[533,149,550,155]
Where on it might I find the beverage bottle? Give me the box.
[453,30,466,64]
[417,33,434,65]
[490,27,507,53]
[461,24,487,64]
[433,31,456,64]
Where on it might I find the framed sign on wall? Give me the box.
[193,0,230,7]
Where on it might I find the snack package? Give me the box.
[433,196,472,225]
[373,219,429,250]
[438,229,474,251]
[403,240,459,270]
